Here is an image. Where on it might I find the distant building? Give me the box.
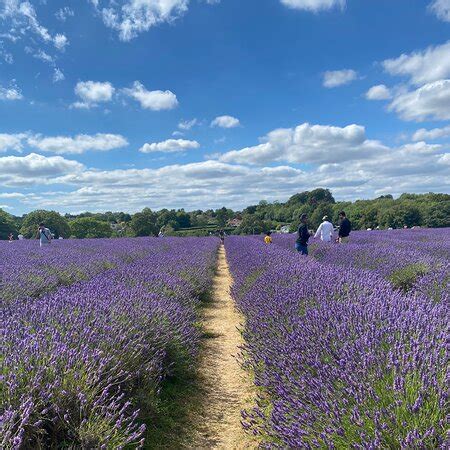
[227,218,243,228]
[280,225,291,234]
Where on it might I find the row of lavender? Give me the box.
[1,238,166,302]
[1,237,219,448]
[225,236,447,448]
[270,228,450,299]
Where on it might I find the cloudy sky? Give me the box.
[0,0,449,215]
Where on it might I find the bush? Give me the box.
[389,263,430,292]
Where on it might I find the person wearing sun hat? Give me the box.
[314,215,334,242]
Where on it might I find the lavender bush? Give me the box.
[226,235,447,448]
[0,238,167,302]
[271,228,449,298]
[1,237,219,448]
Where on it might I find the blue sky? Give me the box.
[0,0,449,215]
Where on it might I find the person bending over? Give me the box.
[38,223,52,247]
[264,231,273,244]
[338,211,352,243]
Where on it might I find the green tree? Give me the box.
[156,209,178,230]
[238,215,269,235]
[379,204,422,229]
[424,202,450,228]
[0,209,18,240]
[176,210,191,229]
[69,217,113,239]
[20,210,70,238]
[215,207,233,227]
[307,188,335,206]
[130,208,158,236]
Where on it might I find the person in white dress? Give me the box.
[38,223,52,247]
[314,216,334,242]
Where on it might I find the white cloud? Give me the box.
[123,81,178,110]
[178,118,198,130]
[53,68,65,83]
[280,0,345,12]
[0,83,23,100]
[3,124,448,213]
[413,125,450,141]
[73,81,115,108]
[16,139,448,213]
[139,138,200,153]
[323,69,357,88]
[0,133,27,152]
[55,7,75,22]
[219,122,387,165]
[383,41,450,86]
[0,153,83,181]
[429,0,450,22]
[54,34,69,51]
[211,115,241,128]
[365,84,391,100]
[33,49,54,63]
[388,79,450,122]
[0,192,25,199]
[90,0,189,41]
[0,1,69,50]
[27,133,129,155]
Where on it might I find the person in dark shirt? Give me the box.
[296,213,310,255]
[338,211,352,243]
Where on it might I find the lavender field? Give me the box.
[1,237,219,448]
[226,228,448,448]
[1,230,448,448]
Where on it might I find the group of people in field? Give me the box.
[264,211,352,256]
[31,214,352,256]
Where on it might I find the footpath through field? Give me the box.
[186,244,257,449]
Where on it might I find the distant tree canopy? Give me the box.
[69,217,113,239]
[130,208,159,237]
[3,189,449,239]
[20,210,70,239]
[0,209,18,240]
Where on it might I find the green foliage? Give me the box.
[69,217,113,239]
[0,209,18,240]
[215,207,234,227]
[237,215,270,235]
[20,210,70,238]
[379,203,422,229]
[130,208,159,237]
[389,263,430,292]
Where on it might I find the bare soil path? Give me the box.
[185,244,257,449]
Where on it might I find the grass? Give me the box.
[141,366,204,450]
[389,263,430,292]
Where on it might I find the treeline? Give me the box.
[240,190,450,234]
[1,189,449,239]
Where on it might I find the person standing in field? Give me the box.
[219,229,225,245]
[264,231,273,244]
[8,233,14,242]
[314,216,334,242]
[296,213,310,255]
[338,211,352,243]
[38,223,52,247]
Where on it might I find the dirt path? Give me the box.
[186,244,257,449]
